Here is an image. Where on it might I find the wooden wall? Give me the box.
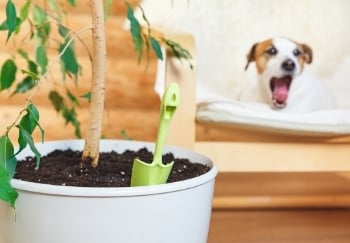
[0,0,162,143]
[1,0,251,145]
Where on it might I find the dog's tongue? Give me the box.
[272,77,289,103]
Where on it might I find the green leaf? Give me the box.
[62,107,81,138]
[48,0,62,20]
[20,0,31,23]
[5,0,17,41]
[0,20,7,31]
[21,64,40,80]
[20,104,43,138]
[33,5,51,42]
[21,69,39,81]
[150,37,163,60]
[17,104,41,155]
[18,127,41,170]
[28,60,39,76]
[59,42,79,81]
[33,5,46,25]
[0,135,18,207]
[49,90,81,138]
[0,17,21,31]
[27,103,40,125]
[0,166,18,208]
[0,135,17,178]
[120,129,132,140]
[17,53,39,80]
[11,76,35,95]
[81,92,91,103]
[16,104,43,168]
[0,59,17,90]
[58,24,69,38]
[104,0,113,20]
[126,3,143,62]
[165,39,193,69]
[67,0,76,7]
[66,90,80,106]
[17,126,28,156]
[35,45,48,74]
[17,49,29,59]
[27,104,45,143]
[49,90,64,112]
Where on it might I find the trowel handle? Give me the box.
[153,83,180,164]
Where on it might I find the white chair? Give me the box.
[141,0,350,208]
[160,32,350,209]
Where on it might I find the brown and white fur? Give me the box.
[240,37,337,113]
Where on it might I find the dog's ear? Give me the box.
[245,43,258,70]
[301,44,313,64]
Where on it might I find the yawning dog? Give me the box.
[240,37,337,113]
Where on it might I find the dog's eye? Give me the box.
[266,47,277,55]
[293,49,301,56]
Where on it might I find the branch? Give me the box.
[3,26,91,136]
[82,0,106,168]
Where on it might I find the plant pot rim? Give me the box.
[12,139,217,197]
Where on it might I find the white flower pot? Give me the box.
[8,140,217,243]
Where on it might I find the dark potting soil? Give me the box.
[14,148,211,187]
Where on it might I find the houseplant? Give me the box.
[0,1,217,243]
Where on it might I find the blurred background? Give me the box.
[0,0,160,143]
[1,1,350,242]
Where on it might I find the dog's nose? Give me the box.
[282,59,295,72]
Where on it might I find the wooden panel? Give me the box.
[196,142,350,172]
[0,15,160,110]
[213,172,350,209]
[0,56,159,109]
[1,105,159,144]
[0,14,146,59]
[209,209,350,243]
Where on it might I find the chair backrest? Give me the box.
[139,0,350,111]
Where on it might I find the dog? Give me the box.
[240,37,337,113]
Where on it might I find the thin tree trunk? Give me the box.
[82,0,106,167]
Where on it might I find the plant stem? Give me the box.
[82,0,106,168]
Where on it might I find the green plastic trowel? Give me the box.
[131,83,180,186]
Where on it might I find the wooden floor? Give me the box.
[208,208,350,243]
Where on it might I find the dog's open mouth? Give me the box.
[270,76,292,109]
